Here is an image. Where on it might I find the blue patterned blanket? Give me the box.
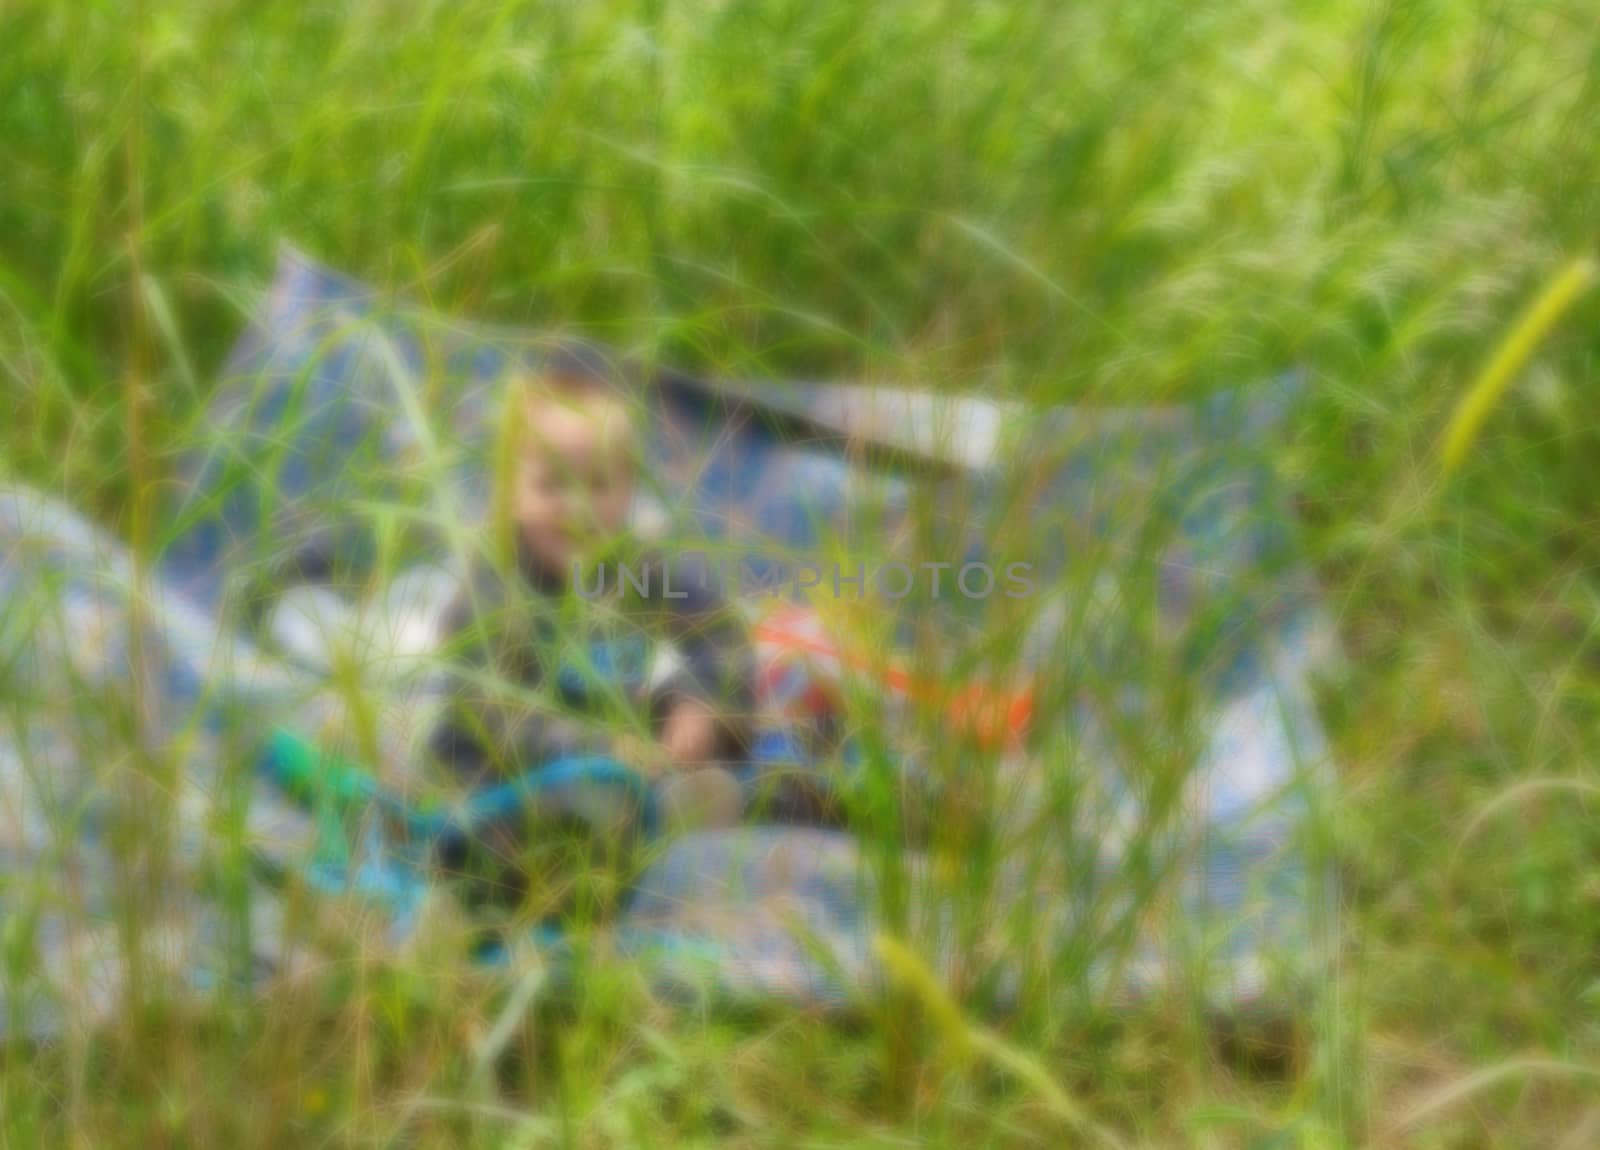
[0,248,1334,1035]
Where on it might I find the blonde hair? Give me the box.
[487,349,637,567]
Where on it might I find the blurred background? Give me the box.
[3,1,1599,1146]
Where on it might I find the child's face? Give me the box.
[513,387,634,578]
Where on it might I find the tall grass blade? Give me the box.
[1439,255,1596,477]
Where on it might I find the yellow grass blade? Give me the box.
[872,933,1128,1149]
[872,933,972,1059]
[1440,256,1597,477]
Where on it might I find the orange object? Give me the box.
[751,607,1033,750]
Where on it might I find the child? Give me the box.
[428,346,754,845]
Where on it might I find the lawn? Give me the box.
[2,1,1599,1146]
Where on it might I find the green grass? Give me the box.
[4,0,1600,1145]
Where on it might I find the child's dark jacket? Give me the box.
[428,535,755,786]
